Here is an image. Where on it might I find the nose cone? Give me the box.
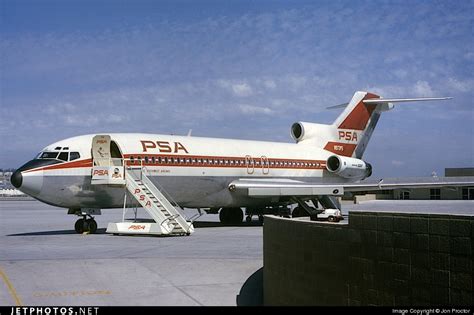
[11,159,49,196]
[11,170,23,188]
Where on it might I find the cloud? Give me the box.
[391,160,405,167]
[239,104,275,115]
[262,79,276,90]
[232,83,253,97]
[413,81,435,97]
[447,77,472,92]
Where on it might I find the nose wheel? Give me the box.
[74,216,98,234]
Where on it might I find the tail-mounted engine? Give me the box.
[326,155,372,180]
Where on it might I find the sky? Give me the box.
[1,0,473,178]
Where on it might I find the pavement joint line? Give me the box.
[173,285,204,306]
[0,265,23,306]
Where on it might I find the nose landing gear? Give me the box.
[74,216,98,234]
[68,208,101,234]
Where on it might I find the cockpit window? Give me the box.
[40,152,59,159]
[38,151,81,161]
[69,152,80,161]
[58,152,68,161]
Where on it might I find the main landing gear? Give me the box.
[219,207,244,225]
[68,208,101,234]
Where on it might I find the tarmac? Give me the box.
[0,200,263,306]
[0,199,472,306]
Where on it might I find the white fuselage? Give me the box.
[16,133,349,209]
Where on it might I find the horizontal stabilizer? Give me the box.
[363,97,452,104]
[326,102,349,110]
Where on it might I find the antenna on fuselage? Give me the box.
[187,129,193,137]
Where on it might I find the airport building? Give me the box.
[0,170,27,197]
[349,167,474,201]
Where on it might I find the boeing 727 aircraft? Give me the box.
[10,91,472,235]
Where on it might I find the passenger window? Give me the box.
[145,156,149,163]
[69,152,80,161]
[58,152,68,161]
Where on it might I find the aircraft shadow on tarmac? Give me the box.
[6,221,263,236]
[7,228,108,236]
[192,220,263,228]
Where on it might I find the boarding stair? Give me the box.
[106,166,195,236]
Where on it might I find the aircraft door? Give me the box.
[261,156,269,175]
[91,135,125,185]
[245,155,254,174]
[92,135,112,166]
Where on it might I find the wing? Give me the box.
[343,176,474,192]
[228,177,474,197]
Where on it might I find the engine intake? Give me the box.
[290,121,333,144]
[326,155,372,180]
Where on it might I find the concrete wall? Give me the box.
[263,212,473,306]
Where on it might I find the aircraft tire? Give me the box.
[74,219,86,234]
[87,219,98,234]
[219,208,230,224]
[233,208,243,225]
[292,206,305,218]
[220,208,243,225]
[246,216,252,223]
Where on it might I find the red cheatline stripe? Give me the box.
[24,155,329,173]
[23,159,93,173]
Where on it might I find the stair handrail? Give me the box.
[122,160,195,234]
[141,167,181,209]
[140,167,195,234]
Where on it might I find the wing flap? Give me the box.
[229,179,344,197]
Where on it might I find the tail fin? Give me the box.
[292,91,451,159]
[326,91,382,158]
